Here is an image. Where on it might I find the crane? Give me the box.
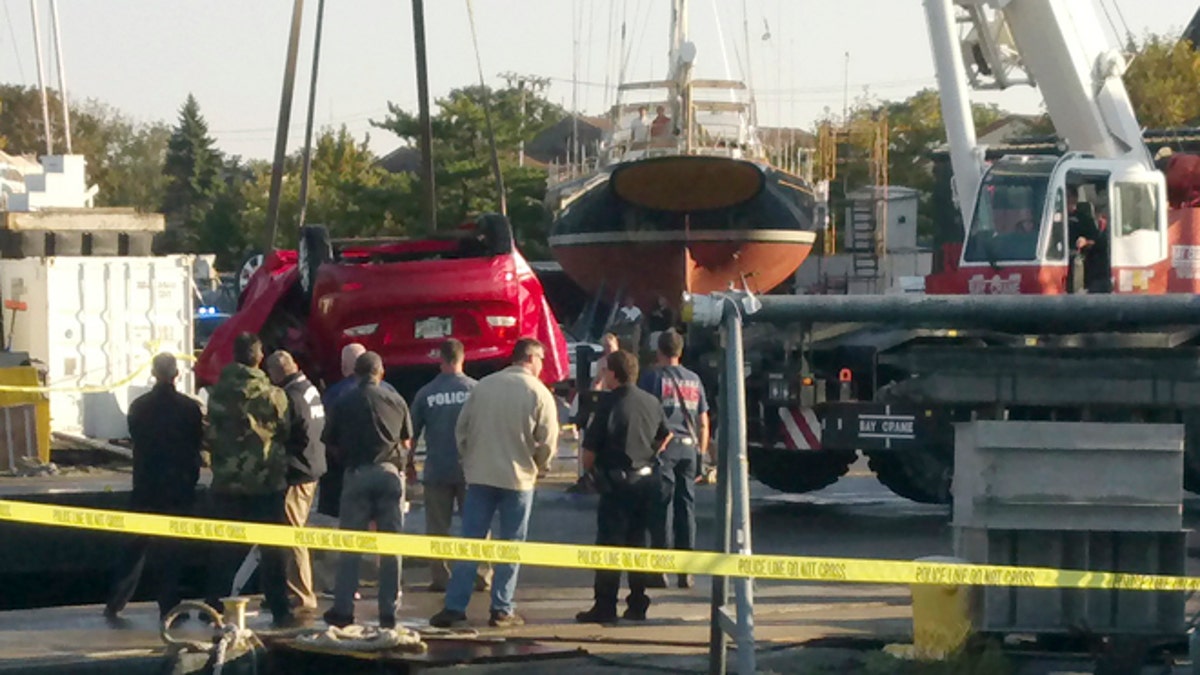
[921,0,1189,296]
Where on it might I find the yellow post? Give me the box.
[0,367,51,464]
[910,555,972,660]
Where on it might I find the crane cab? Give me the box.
[927,153,1170,295]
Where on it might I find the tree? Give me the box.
[1123,34,1200,128]
[236,125,418,255]
[161,94,222,251]
[373,84,566,257]
[822,88,1007,240]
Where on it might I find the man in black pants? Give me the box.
[638,329,710,588]
[577,350,671,623]
[104,353,203,627]
[203,333,299,628]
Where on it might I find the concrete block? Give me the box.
[954,421,1183,531]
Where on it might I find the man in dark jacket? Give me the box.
[266,350,326,614]
[103,353,203,626]
[322,351,413,629]
[204,332,299,628]
[577,350,671,623]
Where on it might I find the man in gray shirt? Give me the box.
[411,339,492,592]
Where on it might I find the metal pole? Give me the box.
[725,302,755,675]
[263,0,305,253]
[48,0,69,153]
[29,0,52,156]
[296,0,326,230]
[745,293,1200,333]
[412,0,437,231]
[708,338,731,675]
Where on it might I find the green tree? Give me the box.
[373,84,566,258]
[0,86,169,211]
[824,88,1007,240]
[237,125,418,253]
[161,94,222,251]
[1123,34,1200,128]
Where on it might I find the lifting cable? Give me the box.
[464,0,507,216]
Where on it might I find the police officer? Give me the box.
[576,350,671,623]
[638,329,710,589]
[410,338,492,592]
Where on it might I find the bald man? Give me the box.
[105,353,203,626]
[266,350,326,613]
[318,343,396,518]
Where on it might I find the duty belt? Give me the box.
[672,436,695,446]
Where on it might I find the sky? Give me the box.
[0,0,1193,161]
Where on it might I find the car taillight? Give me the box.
[344,323,378,337]
[487,315,518,339]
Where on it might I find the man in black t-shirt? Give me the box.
[321,351,413,629]
[576,350,671,624]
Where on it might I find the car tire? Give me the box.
[298,225,333,300]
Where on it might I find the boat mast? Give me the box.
[29,0,52,156]
[669,0,694,150]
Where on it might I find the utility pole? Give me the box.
[412,0,437,231]
[499,72,550,168]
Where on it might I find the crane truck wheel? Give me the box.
[747,446,857,494]
[866,452,951,505]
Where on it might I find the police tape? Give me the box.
[0,348,196,394]
[0,497,1196,592]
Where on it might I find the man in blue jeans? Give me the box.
[638,329,710,589]
[429,339,559,628]
[321,351,413,629]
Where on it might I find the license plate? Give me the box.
[415,317,452,339]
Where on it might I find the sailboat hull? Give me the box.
[548,155,818,307]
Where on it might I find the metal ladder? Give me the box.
[849,199,880,279]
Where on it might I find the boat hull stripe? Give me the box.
[548,229,817,246]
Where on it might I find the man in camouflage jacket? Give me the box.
[202,332,300,628]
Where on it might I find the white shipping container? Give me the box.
[0,256,194,438]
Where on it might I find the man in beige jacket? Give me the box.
[429,338,559,628]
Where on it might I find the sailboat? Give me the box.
[545,0,819,310]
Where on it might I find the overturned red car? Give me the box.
[195,215,570,398]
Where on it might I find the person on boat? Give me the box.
[650,106,672,138]
[630,106,650,144]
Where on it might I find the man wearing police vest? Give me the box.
[410,339,493,592]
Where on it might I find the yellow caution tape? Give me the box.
[0,498,1195,591]
[0,347,197,394]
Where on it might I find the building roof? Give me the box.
[377,145,421,174]
[525,114,610,165]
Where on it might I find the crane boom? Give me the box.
[992,0,1152,168]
